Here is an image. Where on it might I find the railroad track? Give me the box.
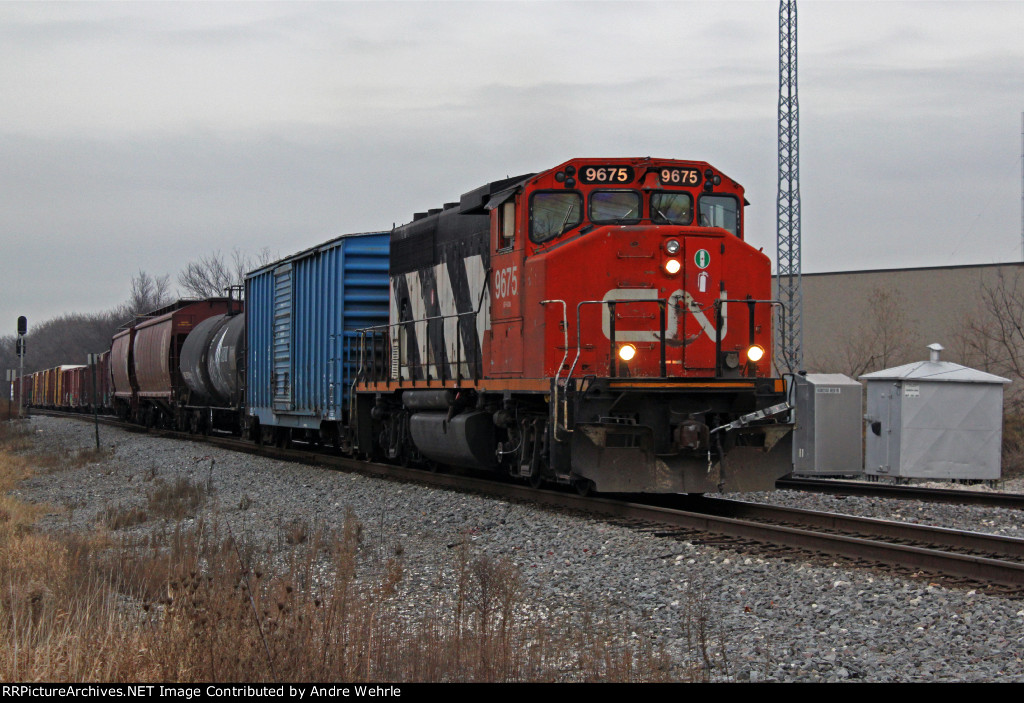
[777,476,1024,511]
[29,410,1024,595]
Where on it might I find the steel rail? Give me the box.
[778,477,1024,511]
[675,496,1024,561]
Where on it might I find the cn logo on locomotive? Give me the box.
[600,288,728,343]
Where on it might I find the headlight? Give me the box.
[665,239,680,255]
[618,344,637,362]
[664,259,681,275]
[746,345,765,363]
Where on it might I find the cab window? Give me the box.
[699,195,740,236]
[498,200,515,251]
[530,191,582,243]
[650,192,693,225]
[590,190,640,224]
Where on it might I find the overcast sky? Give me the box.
[1,0,1023,331]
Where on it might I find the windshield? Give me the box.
[590,191,641,224]
[531,192,582,243]
[650,192,693,225]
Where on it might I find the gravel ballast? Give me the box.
[10,416,1024,682]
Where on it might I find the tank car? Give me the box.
[352,157,794,493]
[179,310,246,433]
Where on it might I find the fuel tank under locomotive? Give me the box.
[180,313,245,407]
[400,390,499,470]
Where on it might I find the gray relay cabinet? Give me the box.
[792,373,863,476]
[860,344,1010,480]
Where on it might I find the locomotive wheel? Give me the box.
[573,478,595,496]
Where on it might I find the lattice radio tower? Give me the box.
[777,0,803,372]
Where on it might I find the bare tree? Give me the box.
[955,268,1024,406]
[177,247,274,298]
[824,285,919,377]
[111,270,175,325]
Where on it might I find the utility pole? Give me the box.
[777,0,803,373]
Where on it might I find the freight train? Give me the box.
[22,157,794,494]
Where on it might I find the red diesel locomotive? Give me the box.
[353,157,793,494]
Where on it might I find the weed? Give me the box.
[99,503,148,530]
[284,519,308,545]
[147,476,206,520]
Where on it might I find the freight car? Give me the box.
[62,365,87,410]
[251,157,794,494]
[179,308,246,434]
[246,231,390,447]
[110,297,241,429]
[33,365,84,408]
[20,354,109,414]
[78,350,111,413]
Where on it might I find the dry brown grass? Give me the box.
[0,428,715,683]
[99,504,149,531]
[0,421,33,454]
[146,476,207,520]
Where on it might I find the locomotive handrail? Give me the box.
[564,298,669,386]
[710,298,785,377]
[540,300,569,387]
[561,297,788,388]
[352,308,482,387]
[541,300,569,441]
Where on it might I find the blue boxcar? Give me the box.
[246,231,390,436]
